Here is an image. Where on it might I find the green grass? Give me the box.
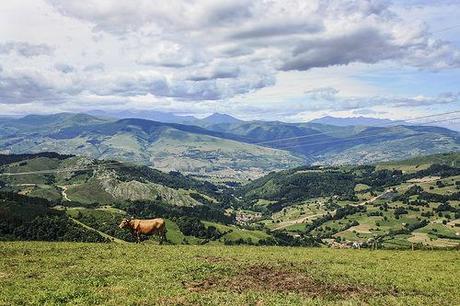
[0,242,459,305]
[383,235,414,249]
[65,182,114,204]
[203,221,271,243]
[377,152,460,173]
[164,219,202,245]
[27,185,62,201]
[1,157,61,185]
[283,223,308,232]
[354,183,370,192]
[416,223,459,239]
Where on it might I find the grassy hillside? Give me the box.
[146,128,302,179]
[0,153,221,205]
[0,114,303,179]
[199,120,460,165]
[0,242,459,305]
[377,152,460,172]
[237,153,460,249]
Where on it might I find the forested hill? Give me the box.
[199,120,460,165]
[238,153,460,213]
[0,192,109,242]
[1,113,459,179]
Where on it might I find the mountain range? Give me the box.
[87,110,243,126]
[89,110,460,131]
[309,116,406,127]
[0,113,302,179]
[0,112,458,179]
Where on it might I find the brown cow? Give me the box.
[119,218,167,243]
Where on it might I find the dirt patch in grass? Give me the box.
[185,264,390,298]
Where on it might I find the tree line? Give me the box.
[0,192,108,242]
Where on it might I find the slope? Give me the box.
[237,152,460,249]
[0,114,303,179]
[0,153,220,206]
[200,120,460,165]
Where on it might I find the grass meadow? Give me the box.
[0,242,459,305]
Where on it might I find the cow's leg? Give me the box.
[158,227,166,244]
[136,231,141,243]
[131,229,137,242]
[155,230,162,245]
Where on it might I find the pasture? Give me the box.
[0,242,459,305]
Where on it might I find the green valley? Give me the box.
[1,152,459,250]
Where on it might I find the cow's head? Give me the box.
[119,218,132,229]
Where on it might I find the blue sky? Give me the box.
[0,0,459,124]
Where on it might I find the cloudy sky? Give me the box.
[0,0,459,122]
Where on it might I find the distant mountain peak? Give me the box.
[202,113,242,124]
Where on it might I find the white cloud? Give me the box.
[0,0,459,120]
[136,41,207,68]
[0,41,53,57]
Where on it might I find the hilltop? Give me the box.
[0,152,222,205]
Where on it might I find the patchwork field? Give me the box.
[0,242,459,305]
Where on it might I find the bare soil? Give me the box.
[185,264,389,298]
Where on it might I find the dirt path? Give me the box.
[58,185,71,201]
[69,217,127,244]
[351,189,393,207]
[272,213,325,230]
[407,176,441,183]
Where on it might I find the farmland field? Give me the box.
[0,242,459,305]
